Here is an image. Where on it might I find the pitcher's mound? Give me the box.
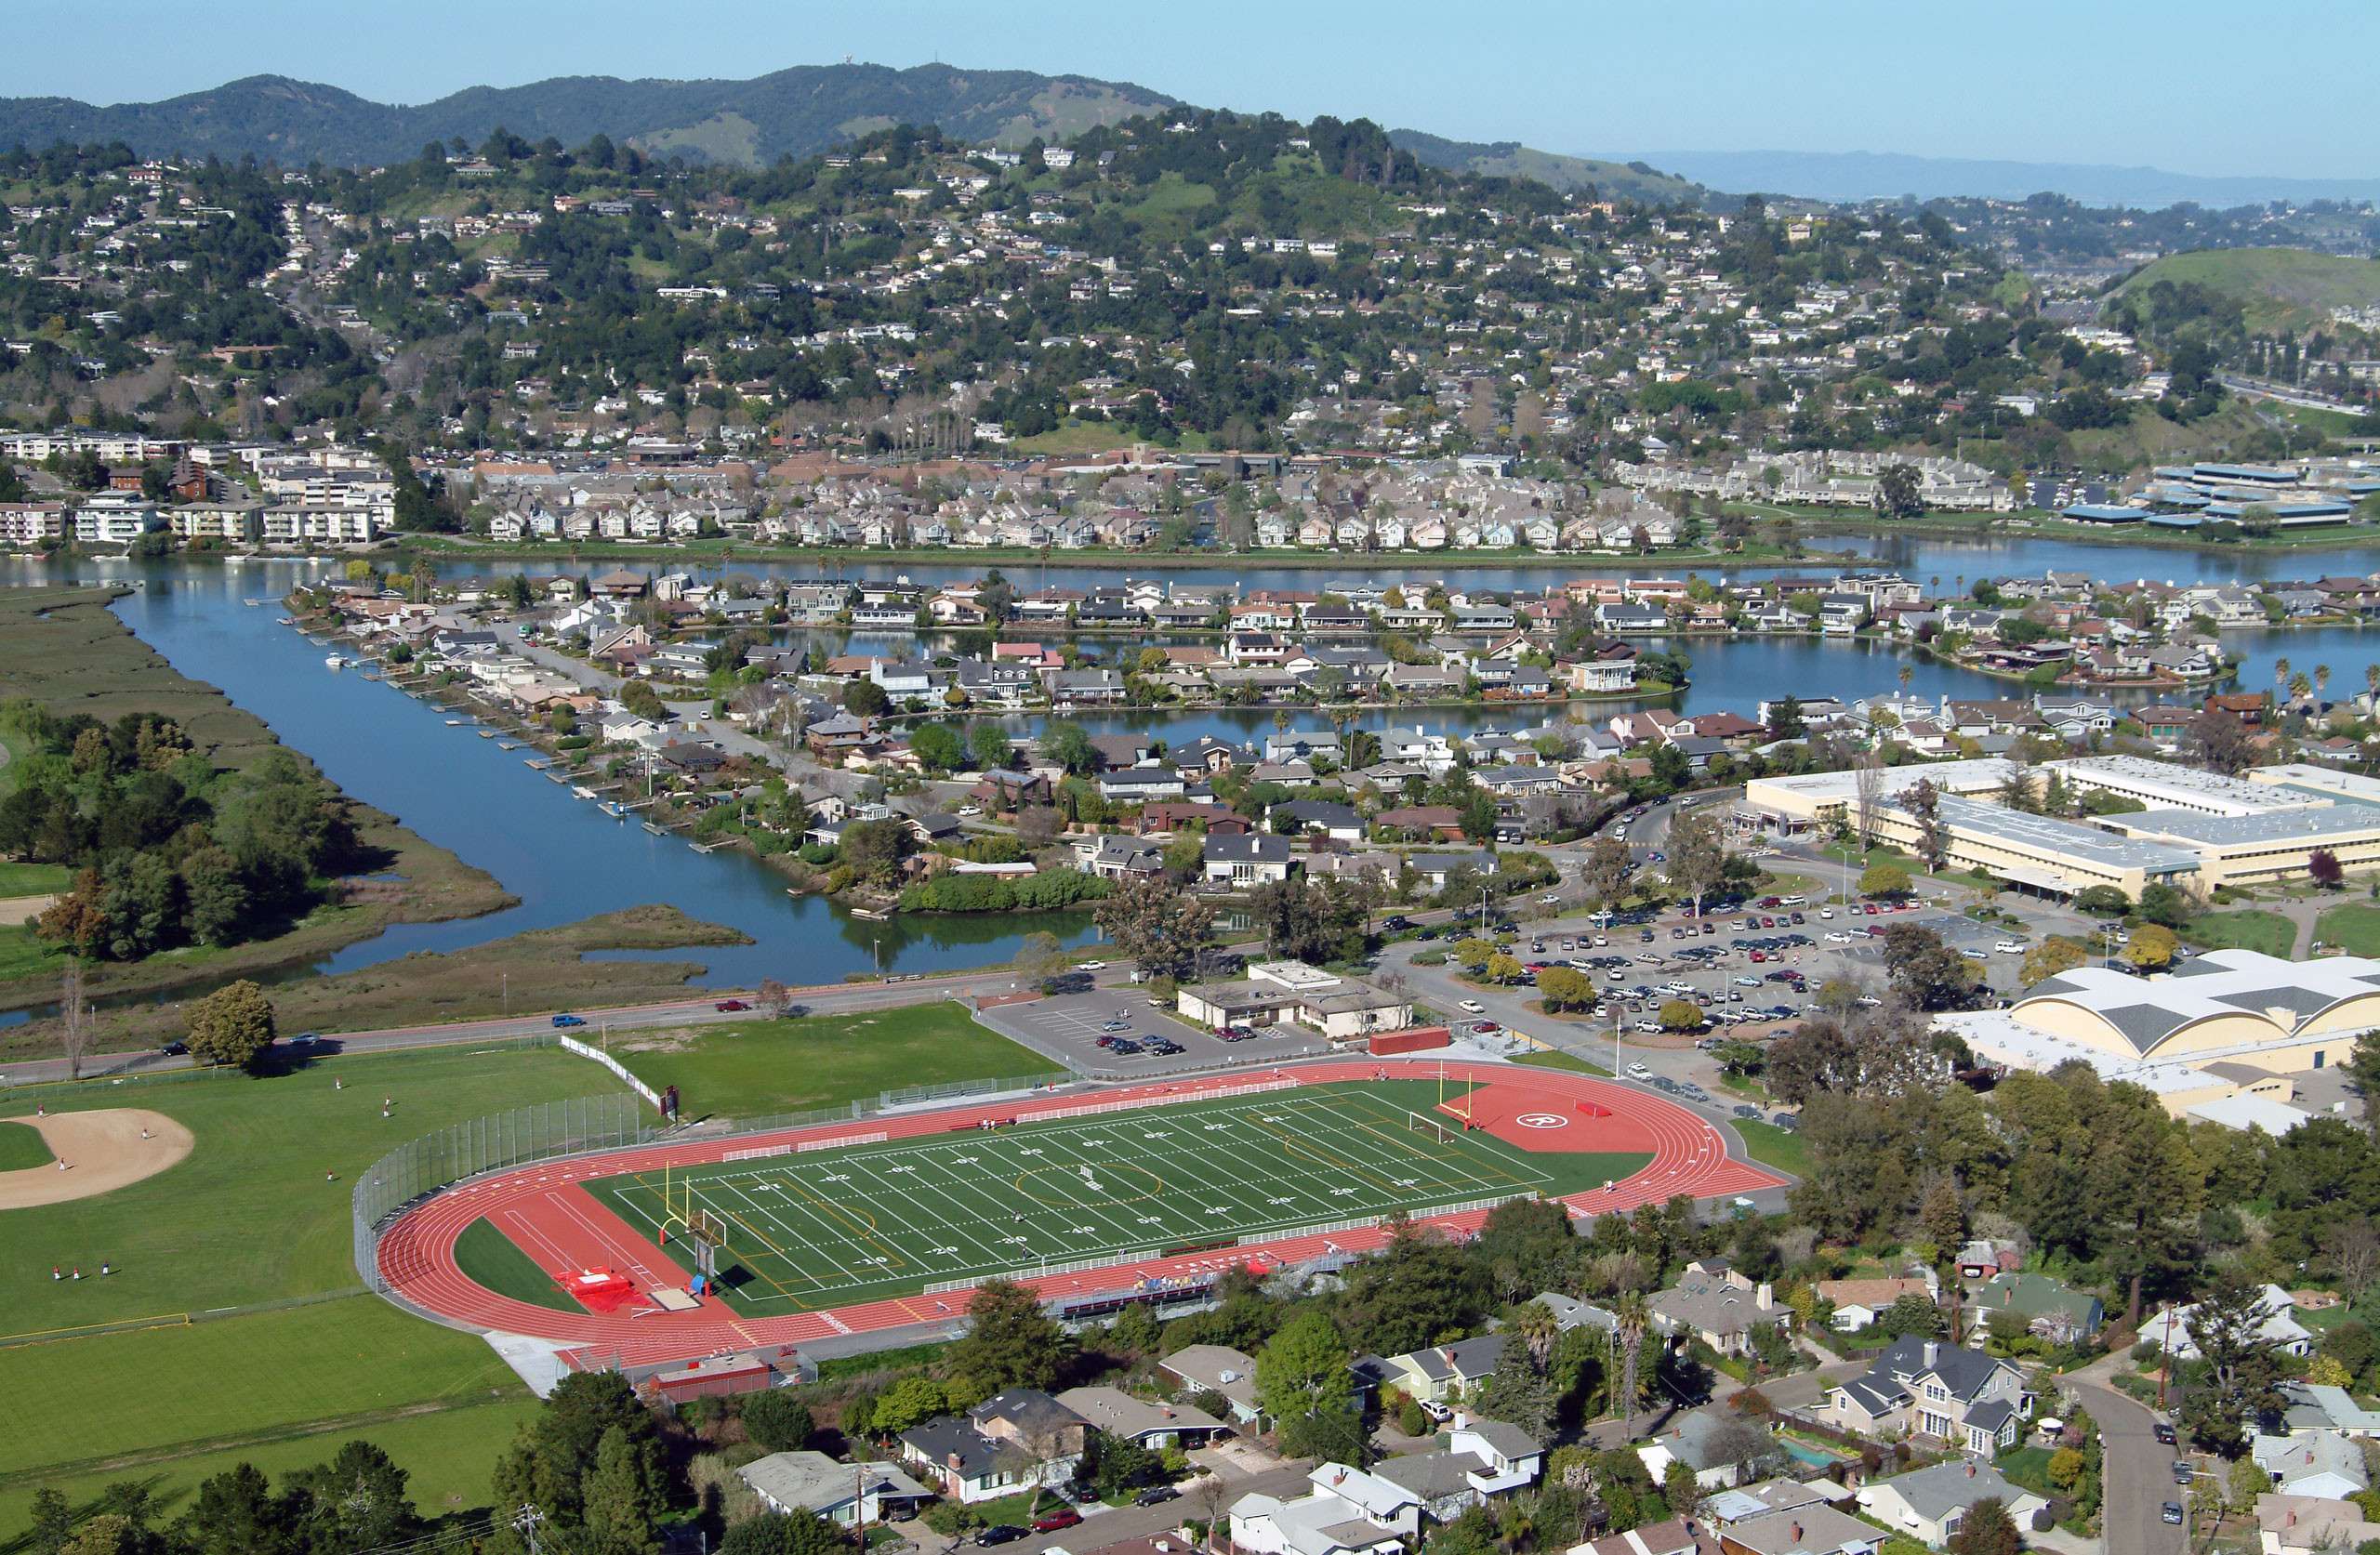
[0,1109,192,1209]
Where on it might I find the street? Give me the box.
[2069,1360,2186,1555]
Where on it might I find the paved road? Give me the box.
[2069,1361,2184,1555]
[0,962,1151,1088]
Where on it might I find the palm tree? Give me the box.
[2365,663,2379,714]
[2275,656,2293,697]
[2291,672,2313,707]
[1614,1290,1650,1441]
[1897,664,1914,697]
[2317,665,2332,705]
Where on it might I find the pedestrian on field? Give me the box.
[50,1266,60,1282]
[71,1266,80,1281]
[99,1261,111,1277]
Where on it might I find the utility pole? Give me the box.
[1478,887,1492,937]
[512,1505,547,1555]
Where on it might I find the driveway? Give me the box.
[2069,1360,2183,1555]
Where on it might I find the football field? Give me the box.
[578,1080,1649,1311]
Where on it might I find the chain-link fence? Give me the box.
[352,1091,654,1296]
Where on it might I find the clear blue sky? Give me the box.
[11,1,2375,178]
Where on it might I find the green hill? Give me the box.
[2115,247,2380,332]
[0,63,1180,167]
[1389,128,1705,204]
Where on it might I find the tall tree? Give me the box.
[1662,804,1726,919]
[1091,876,1215,982]
[948,1279,1074,1393]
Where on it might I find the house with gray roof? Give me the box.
[1375,1334,1506,1403]
[1368,1419,1543,1516]
[737,1451,933,1525]
[897,1389,1087,1504]
[1159,1343,1263,1423]
[1859,1458,2049,1548]
[1647,1260,1792,1358]
[1055,1386,1229,1449]
[2254,1430,2370,1499]
[1820,1336,2031,1455]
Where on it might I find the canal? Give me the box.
[8,530,2375,983]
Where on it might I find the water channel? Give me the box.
[9,527,2378,983]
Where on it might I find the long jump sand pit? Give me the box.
[0,1109,192,1208]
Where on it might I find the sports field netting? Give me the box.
[576,1081,1650,1311]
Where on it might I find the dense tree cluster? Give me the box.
[0,705,371,961]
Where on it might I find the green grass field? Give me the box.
[0,862,71,896]
[607,1005,1048,1120]
[452,1217,582,1313]
[2317,904,2380,956]
[0,1045,626,1338]
[0,1117,51,1169]
[0,1296,525,1484]
[0,1397,543,1535]
[575,1080,1648,1312]
[2183,908,2297,958]
[1732,1119,1812,1179]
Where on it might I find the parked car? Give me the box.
[977,1528,1029,1547]
[2154,1422,2177,1445]
[1033,1509,1084,1534]
[2161,1503,2184,1526]
[1136,1486,1182,1507]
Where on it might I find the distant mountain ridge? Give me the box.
[1623,149,2380,208]
[1385,128,1705,205]
[0,63,1182,167]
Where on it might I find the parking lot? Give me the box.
[979,986,1329,1078]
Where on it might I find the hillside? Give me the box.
[1387,129,1704,204]
[2115,247,2380,332]
[0,62,1180,167]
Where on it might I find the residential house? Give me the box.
[737,1451,933,1526]
[1568,1517,1700,1555]
[1231,1464,1417,1555]
[1055,1387,1230,1450]
[1647,1261,1792,1359]
[2155,1285,2311,1361]
[1373,1335,1505,1404]
[1159,1344,1263,1424]
[1714,1506,1881,1555]
[1820,1336,2031,1454]
[1967,1272,2103,1345]
[1858,1459,2049,1548]
[2253,1433,2370,1500]
[1368,1420,1544,1520]
[2258,1494,2380,1555]
[1637,1405,1782,1492]
[1812,1276,1936,1334]
[1079,836,1167,880]
[1270,799,1365,842]
[1204,834,1300,886]
[897,1390,1088,1505]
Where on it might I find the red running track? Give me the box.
[374,1059,1783,1371]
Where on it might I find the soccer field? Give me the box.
[579,1081,1649,1311]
